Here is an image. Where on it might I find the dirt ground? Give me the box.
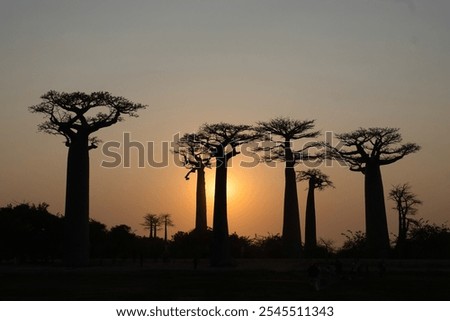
[1,259,449,300]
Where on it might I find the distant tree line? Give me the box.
[1,202,449,264]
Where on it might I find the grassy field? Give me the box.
[1,259,449,300]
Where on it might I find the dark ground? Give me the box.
[1,259,449,300]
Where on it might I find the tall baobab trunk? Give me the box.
[153,224,157,238]
[195,167,208,233]
[64,134,90,266]
[211,158,231,266]
[282,142,302,258]
[396,203,407,255]
[364,162,390,257]
[398,204,404,244]
[304,177,317,255]
[164,219,168,242]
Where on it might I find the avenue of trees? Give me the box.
[24,90,433,266]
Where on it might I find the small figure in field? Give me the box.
[307,262,321,291]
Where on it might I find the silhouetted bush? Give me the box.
[0,203,63,263]
[89,219,108,259]
[402,220,450,259]
[170,230,212,259]
[106,224,140,261]
[305,244,334,259]
[230,233,256,258]
[252,234,284,258]
[337,230,368,258]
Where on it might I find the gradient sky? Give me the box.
[1,0,449,246]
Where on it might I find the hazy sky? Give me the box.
[1,0,449,245]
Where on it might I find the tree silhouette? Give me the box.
[199,122,260,266]
[389,183,422,252]
[329,127,420,257]
[406,220,450,259]
[175,132,211,233]
[89,219,108,260]
[338,230,367,258]
[108,224,137,261]
[297,169,334,256]
[29,90,146,266]
[0,202,63,263]
[256,117,320,257]
[160,213,174,242]
[141,213,162,238]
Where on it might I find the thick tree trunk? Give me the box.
[64,135,90,266]
[397,208,407,256]
[304,179,317,256]
[282,163,302,257]
[281,141,302,258]
[364,162,390,257]
[195,167,208,233]
[211,159,231,266]
[164,221,168,242]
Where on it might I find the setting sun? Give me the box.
[206,174,239,203]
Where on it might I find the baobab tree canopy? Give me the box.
[334,127,421,172]
[297,169,334,190]
[199,122,260,165]
[175,132,212,180]
[256,117,320,166]
[389,183,422,218]
[257,117,319,141]
[29,90,146,146]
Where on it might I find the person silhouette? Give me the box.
[307,262,321,291]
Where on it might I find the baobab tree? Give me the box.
[175,132,211,233]
[29,90,146,266]
[297,169,334,256]
[160,213,174,242]
[199,123,260,266]
[389,183,422,251]
[328,127,420,257]
[256,117,320,257]
[141,213,162,238]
